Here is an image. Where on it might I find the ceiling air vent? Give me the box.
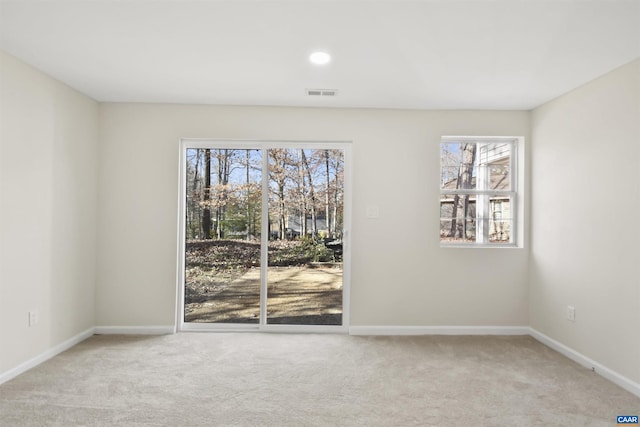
[306,89,338,97]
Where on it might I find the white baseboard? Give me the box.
[94,325,175,335]
[0,327,95,386]
[349,325,530,336]
[529,327,640,399]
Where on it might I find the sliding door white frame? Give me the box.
[176,139,352,333]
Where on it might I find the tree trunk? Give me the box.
[324,150,331,237]
[332,153,339,236]
[246,150,251,240]
[269,149,289,240]
[461,144,477,239]
[193,149,200,191]
[202,149,212,239]
[301,150,317,236]
[332,193,338,237]
[449,144,478,238]
[298,150,306,237]
[449,144,477,238]
[450,193,460,237]
[215,149,232,239]
[279,182,286,239]
[187,149,202,240]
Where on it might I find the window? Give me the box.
[440,136,518,246]
[177,140,352,332]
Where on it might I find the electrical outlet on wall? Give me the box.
[566,305,576,322]
[28,310,38,327]
[366,205,380,219]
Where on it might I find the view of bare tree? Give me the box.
[184,147,345,325]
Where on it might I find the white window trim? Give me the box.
[440,136,524,248]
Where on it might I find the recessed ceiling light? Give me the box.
[309,51,331,65]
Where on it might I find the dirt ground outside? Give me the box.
[184,239,343,325]
[185,265,342,325]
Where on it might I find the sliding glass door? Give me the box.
[178,141,350,331]
[183,148,262,324]
[266,148,344,325]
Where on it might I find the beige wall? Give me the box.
[97,104,530,328]
[530,59,640,383]
[0,51,98,373]
[3,49,638,389]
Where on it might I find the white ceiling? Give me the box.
[1,0,638,110]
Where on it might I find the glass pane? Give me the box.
[441,142,511,191]
[440,143,479,190]
[440,194,513,244]
[489,219,512,243]
[489,196,512,243]
[184,148,262,323]
[439,193,476,243]
[267,148,343,325]
[488,163,510,191]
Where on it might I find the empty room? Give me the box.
[0,0,638,425]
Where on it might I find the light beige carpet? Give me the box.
[0,333,638,426]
